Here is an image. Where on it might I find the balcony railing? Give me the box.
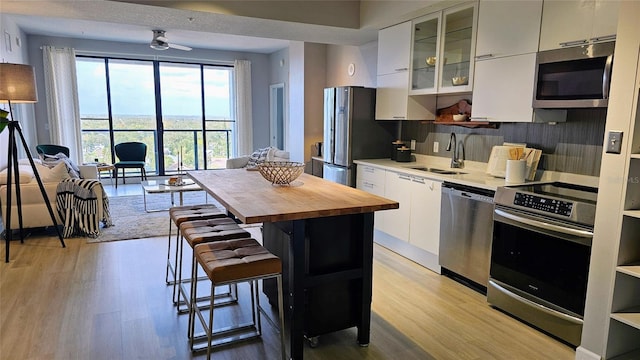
[81,128,232,176]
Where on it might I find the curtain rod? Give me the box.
[41,47,235,66]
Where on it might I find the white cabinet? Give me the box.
[377,171,412,242]
[410,13,440,93]
[376,72,436,120]
[472,0,547,122]
[472,53,537,122]
[408,177,441,254]
[539,0,619,51]
[377,170,442,254]
[356,165,387,230]
[377,21,412,76]
[376,22,436,120]
[475,0,542,58]
[410,2,478,95]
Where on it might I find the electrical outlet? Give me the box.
[433,141,439,153]
[410,139,416,150]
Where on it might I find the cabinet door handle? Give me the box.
[411,177,425,184]
[392,116,406,120]
[394,67,409,72]
[559,39,588,47]
[590,34,616,43]
[399,175,411,181]
[475,54,494,60]
[470,116,488,121]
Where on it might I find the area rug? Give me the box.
[88,191,213,243]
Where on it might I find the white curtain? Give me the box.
[42,46,83,163]
[234,59,253,156]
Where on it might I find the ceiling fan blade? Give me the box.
[168,43,192,51]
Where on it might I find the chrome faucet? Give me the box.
[446,132,464,168]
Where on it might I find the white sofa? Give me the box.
[0,159,103,230]
[226,147,290,169]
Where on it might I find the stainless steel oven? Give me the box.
[488,182,597,346]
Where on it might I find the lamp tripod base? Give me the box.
[3,119,65,262]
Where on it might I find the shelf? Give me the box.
[443,26,472,42]
[617,264,640,278]
[623,210,640,218]
[413,66,436,72]
[421,120,499,129]
[611,308,640,330]
[630,153,640,159]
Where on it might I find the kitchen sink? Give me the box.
[409,166,467,175]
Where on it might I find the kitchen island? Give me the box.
[187,169,398,359]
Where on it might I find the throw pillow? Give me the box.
[35,162,71,183]
[42,152,80,179]
[246,147,273,168]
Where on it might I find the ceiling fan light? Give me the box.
[150,40,169,50]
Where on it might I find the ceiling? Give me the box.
[2,0,382,54]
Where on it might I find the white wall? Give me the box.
[325,41,377,88]
[304,43,326,163]
[0,14,37,165]
[288,42,305,163]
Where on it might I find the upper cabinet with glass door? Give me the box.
[410,2,477,95]
[411,13,440,93]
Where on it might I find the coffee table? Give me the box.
[141,179,204,212]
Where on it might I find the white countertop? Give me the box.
[354,154,599,191]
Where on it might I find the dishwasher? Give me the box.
[439,182,495,290]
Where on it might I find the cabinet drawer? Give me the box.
[356,179,385,197]
[356,165,386,184]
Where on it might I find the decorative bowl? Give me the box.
[257,161,305,185]
[452,76,468,86]
[425,57,437,66]
[452,114,468,122]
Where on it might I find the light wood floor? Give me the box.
[1,224,575,359]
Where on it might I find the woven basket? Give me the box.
[257,161,305,185]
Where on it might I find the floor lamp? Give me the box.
[0,63,65,262]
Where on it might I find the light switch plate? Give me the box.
[606,131,623,154]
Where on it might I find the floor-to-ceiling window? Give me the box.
[76,56,235,176]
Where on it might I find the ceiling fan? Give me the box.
[150,30,192,51]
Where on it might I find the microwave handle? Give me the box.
[603,54,614,100]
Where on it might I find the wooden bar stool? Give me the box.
[177,218,251,314]
[167,204,226,286]
[190,238,286,360]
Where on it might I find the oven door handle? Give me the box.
[494,209,593,238]
[489,280,583,325]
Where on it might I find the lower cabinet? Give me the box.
[357,166,442,272]
[377,171,411,241]
[409,177,441,255]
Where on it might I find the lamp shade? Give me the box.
[0,63,38,103]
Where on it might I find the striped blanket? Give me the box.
[56,178,113,238]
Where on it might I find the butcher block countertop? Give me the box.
[188,169,399,224]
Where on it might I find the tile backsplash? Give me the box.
[401,108,607,177]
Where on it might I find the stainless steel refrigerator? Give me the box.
[323,86,394,186]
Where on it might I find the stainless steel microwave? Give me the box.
[533,41,614,109]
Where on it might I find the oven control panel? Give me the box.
[513,193,573,216]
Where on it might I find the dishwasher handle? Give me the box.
[442,184,495,204]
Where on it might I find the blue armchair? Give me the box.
[114,142,147,188]
[36,144,70,158]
